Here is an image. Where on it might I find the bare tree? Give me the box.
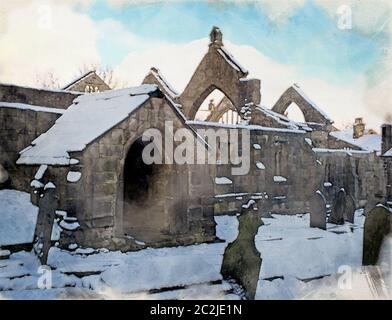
[77,63,126,89]
[35,64,128,91]
[35,71,61,90]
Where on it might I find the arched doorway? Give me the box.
[122,138,157,239]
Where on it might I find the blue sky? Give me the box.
[78,0,389,86]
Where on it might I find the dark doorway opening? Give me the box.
[124,138,154,207]
[123,138,156,237]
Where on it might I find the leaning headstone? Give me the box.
[363,206,391,265]
[34,186,58,265]
[309,190,327,230]
[221,207,262,300]
[330,188,346,225]
[344,194,356,223]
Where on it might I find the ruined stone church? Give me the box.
[0,27,391,251]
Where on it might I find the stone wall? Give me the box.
[187,123,323,216]
[315,150,386,209]
[0,84,79,109]
[0,106,62,191]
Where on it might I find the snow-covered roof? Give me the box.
[0,101,65,114]
[291,84,332,122]
[217,47,248,75]
[17,85,158,165]
[62,71,97,90]
[330,128,381,153]
[148,68,179,98]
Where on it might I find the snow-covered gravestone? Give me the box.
[329,188,346,225]
[363,206,391,265]
[34,184,58,265]
[344,194,356,223]
[309,191,327,230]
[221,203,262,300]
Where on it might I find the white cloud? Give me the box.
[0,0,100,87]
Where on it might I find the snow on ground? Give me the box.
[0,209,240,300]
[255,211,365,299]
[0,188,385,300]
[0,190,38,246]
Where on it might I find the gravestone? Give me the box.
[34,187,58,265]
[330,188,346,225]
[309,191,327,230]
[221,207,262,300]
[344,194,356,223]
[363,206,391,265]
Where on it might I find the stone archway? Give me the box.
[179,27,261,119]
[272,85,332,124]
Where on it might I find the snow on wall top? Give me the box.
[0,102,65,115]
[186,120,306,134]
[330,128,381,152]
[17,85,158,166]
[217,47,248,75]
[255,105,312,131]
[292,84,332,122]
[149,68,179,97]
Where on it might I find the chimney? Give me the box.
[382,123,392,155]
[353,118,365,139]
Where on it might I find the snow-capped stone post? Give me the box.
[329,188,346,225]
[363,206,391,265]
[34,183,58,265]
[309,191,327,230]
[221,202,262,300]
